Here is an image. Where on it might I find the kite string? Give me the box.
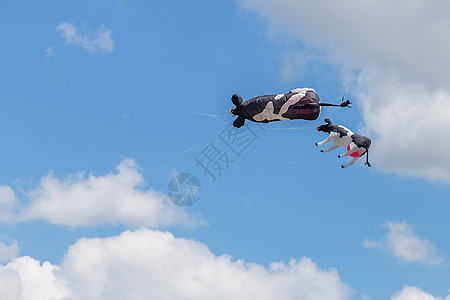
[266,126,311,131]
[248,151,313,158]
[191,112,231,125]
[246,154,320,167]
[164,135,228,162]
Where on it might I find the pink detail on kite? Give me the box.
[347,145,359,157]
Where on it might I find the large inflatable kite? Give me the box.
[315,118,371,168]
[230,88,350,128]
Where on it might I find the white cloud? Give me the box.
[0,256,70,300]
[57,22,114,53]
[0,228,352,300]
[391,285,450,300]
[0,267,21,300]
[362,239,379,249]
[0,239,19,263]
[237,0,450,182]
[364,221,443,266]
[1,158,201,228]
[355,69,450,181]
[44,46,54,58]
[0,186,19,223]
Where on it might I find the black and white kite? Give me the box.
[230,88,350,128]
[315,118,371,168]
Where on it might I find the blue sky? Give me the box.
[1,1,450,299]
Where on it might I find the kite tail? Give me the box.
[365,149,371,167]
[319,99,351,108]
[293,99,351,109]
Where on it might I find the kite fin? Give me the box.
[233,116,245,128]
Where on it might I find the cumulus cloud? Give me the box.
[0,256,70,300]
[391,285,450,300]
[237,0,450,182]
[354,69,450,181]
[1,158,201,228]
[364,221,443,266]
[57,22,114,53]
[0,228,352,300]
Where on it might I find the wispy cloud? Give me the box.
[0,238,19,263]
[0,186,18,224]
[56,22,114,53]
[362,239,380,249]
[364,221,443,267]
[0,228,352,300]
[44,46,54,58]
[0,158,202,228]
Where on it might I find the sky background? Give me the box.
[1,1,450,299]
